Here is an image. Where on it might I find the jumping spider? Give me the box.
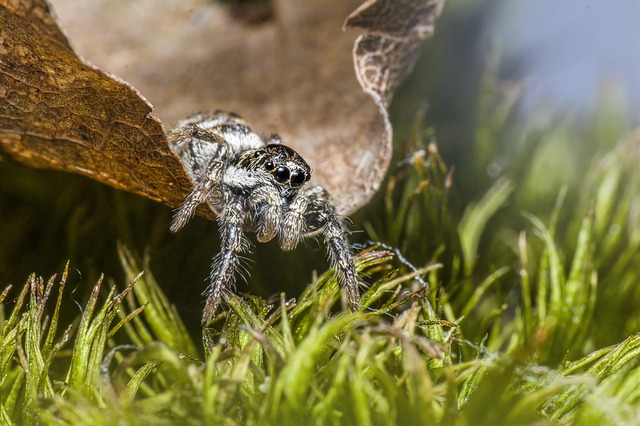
[169,111,362,324]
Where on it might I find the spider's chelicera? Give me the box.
[169,111,361,324]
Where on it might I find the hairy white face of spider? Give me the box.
[168,111,362,325]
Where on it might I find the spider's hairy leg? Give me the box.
[250,186,282,243]
[323,214,361,311]
[170,145,228,233]
[303,186,361,311]
[203,196,250,325]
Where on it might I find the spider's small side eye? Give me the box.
[274,166,290,183]
[264,161,275,171]
[254,150,265,158]
[290,170,306,187]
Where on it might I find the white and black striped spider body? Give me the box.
[169,111,361,324]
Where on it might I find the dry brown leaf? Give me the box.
[0,0,444,216]
[0,0,196,212]
[346,0,446,108]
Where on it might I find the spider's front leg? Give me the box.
[299,186,361,311]
[170,144,228,233]
[321,212,361,311]
[203,196,250,324]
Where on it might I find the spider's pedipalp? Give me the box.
[248,185,282,243]
[278,194,308,251]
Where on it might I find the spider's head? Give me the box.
[238,144,311,194]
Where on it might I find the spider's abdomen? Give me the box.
[169,111,265,183]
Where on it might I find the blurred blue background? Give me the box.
[493,0,640,113]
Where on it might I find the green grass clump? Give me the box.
[1,246,454,424]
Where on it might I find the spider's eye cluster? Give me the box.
[269,163,308,188]
[244,145,311,189]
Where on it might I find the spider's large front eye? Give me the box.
[290,170,306,187]
[273,166,290,183]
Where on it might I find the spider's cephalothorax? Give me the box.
[169,111,361,324]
